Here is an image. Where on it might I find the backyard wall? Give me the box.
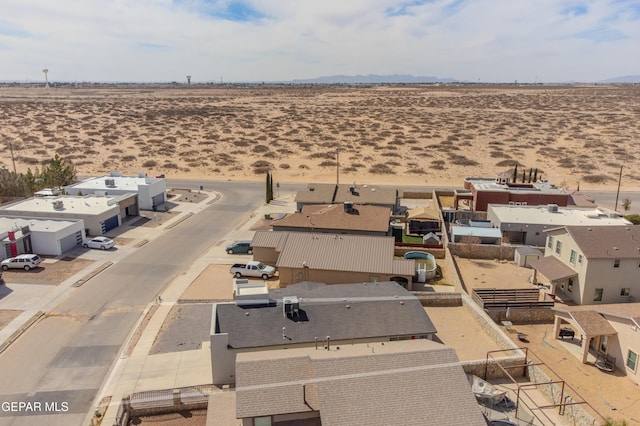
[448,243,516,260]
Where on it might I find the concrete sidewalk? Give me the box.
[94,195,297,425]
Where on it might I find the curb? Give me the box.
[73,262,113,287]
[0,311,45,355]
[165,212,194,230]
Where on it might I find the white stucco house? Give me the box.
[1,216,85,260]
[65,172,166,211]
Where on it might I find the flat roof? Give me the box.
[69,173,163,191]
[272,204,391,233]
[215,282,436,349]
[0,216,81,235]
[451,225,502,238]
[0,195,122,215]
[489,204,630,227]
[295,183,397,205]
[466,178,566,194]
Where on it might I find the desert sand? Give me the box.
[1,84,639,190]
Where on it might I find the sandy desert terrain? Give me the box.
[1,84,639,190]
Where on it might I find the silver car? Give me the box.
[1,254,42,271]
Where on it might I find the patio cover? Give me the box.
[407,206,440,221]
[529,256,577,281]
[570,311,617,337]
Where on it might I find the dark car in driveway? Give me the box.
[226,240,253,254]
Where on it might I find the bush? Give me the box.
[143,160,158,167]
[582,174,613,183]
[624,214,640,225]
[369,163,394,174]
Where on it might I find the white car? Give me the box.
[1,254,42,271]
[83,237,115,250]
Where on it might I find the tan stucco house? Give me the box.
[530,226,640,305]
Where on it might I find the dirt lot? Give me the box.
[1,257,94,285]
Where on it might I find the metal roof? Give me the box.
[274,232,398,274]
[451,226,502,239]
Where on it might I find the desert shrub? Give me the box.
[624,214,640,225]
[143,160,158,167]
[164,162,179,169]
[253,167,270,174]
[299,164,309,169]
[252,144,270,153]
[122,155,137,162]
[369,163,394,174]
[309,152,335,159]
[495,159,522,167]
[448,154,479,166]
[277,148,294,155]
[233,140,250,147]
[17,156,40,165]
[407,167,423,174]
[252,160,273,169]
[582,174,612,183]
[279,163,290,169]
[319,160,337,167]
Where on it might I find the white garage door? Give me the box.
[60,231,83,253]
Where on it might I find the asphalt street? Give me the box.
[0,182,262,426]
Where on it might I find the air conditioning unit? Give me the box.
[547,204,559,213]
[52,200,64,210]
[105,178,116,187]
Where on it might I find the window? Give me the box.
[621,288,631,297]
[567,278,574,293]
[555,240,562,255]
[254,416,272,426]
[593,288,603,302]
[600,336,608,353]
[570,250,577,265]
[627,350,638,372]
[548,236,554,249]
[578,255,583,265]
[614,259,620,268]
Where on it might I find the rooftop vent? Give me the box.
[138,172,145,178]
[547,204,559,213]
[344,201,354,213]
[283,296,300,318]
[52,200,64,210]
[105,178,116,187]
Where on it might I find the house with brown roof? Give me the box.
[271,203,391,236]
[228,339,487,426]
[295,183,400,213]
[251,231,415,288]
[553,303,640,384]
[530,226,640,305]
[210,281,438,386]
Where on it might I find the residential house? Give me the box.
[271,203,391,236]
[553,303,640,384]
[251,231,415,288]
[0,195,125,236]
[65,172,166,211]
[530,226,640,305]
[487,204,630,246]
[230,339,487,426]
[295,183,400,214]
[210,281,437,385]
[1,216,84,260]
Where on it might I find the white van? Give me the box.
[1,254,42,271]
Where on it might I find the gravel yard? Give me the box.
[150,303,212,355]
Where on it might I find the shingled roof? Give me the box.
[235,340,487,425]
[565,226,640,259]
[215,282,436,349]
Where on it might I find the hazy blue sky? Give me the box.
[1,0,638,83]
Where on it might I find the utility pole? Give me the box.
[614,165,623,211]
[336,149,340,186]
[8,139,17,174]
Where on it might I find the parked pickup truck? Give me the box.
[230,261,276,280]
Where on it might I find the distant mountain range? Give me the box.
[291,74,459,84]
[598,75,640,83]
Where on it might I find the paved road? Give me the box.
[0,182,262,426]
